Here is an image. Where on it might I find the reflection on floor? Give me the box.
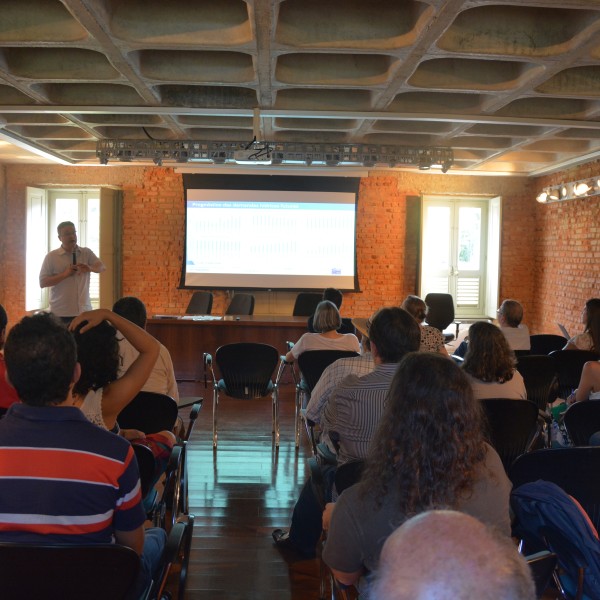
[180,382,324,599]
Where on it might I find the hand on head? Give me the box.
[69,308,107,334]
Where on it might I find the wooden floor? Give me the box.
[179,381,322,599]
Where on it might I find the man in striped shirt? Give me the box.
[0,312,165,598]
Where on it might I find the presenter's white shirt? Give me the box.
[39,245,103,317]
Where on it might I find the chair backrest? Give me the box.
[549,349,600,399]
[509,447,600,532]
[480,398,540,471]
[293,292,322,317]
[563,401,600,446]
[117,391,179,433]
[511,480,600,598]
[226,293,255,315]
[132,442,157,498]
[215,342,279,398]
[424,293,455,331]
[297,350,360,392]
[186,291,213,314]
[529,334,568,355]
[0,542,140,600]
[516,354,559,412]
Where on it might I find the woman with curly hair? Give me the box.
[564,298,600,352]
[401,294,449,356]
[70,309,176,478]
[462,321,526,400]
[322,352,511,593]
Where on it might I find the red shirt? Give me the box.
[0,354,19,409]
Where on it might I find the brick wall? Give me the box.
[2,162,591,335]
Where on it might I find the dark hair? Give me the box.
[462,321,515,383]
[323,288,343,309]
[57,221,75,235]
[0,304,7,349]
[368,307,421,363]
[4,313,77,406]
[401,295,427,323]
[498,299,523,327]
[360,352,487,513]
[113,296,147,328]
[584,298,600,352]
[72,320,119,396]
[312,300,342,333]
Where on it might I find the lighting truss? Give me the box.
[96,139,454,171]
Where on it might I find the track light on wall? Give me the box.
[536,176,600,203]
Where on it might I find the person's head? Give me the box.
[371,510,535,600]
[322,288,343,309]
[401,295,427,324]
[0,304,7,349]
[367,307,421,363]
[72,319,119,396]
[312,300,342,333]
[361,352,486,512]
[583,298,600,351]
[57,221,77,251]
[112,296,147,329]
[4,313,78,406]
[497,299,524,328]
[462,321,515,383]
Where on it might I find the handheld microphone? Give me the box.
[72,252,77,265]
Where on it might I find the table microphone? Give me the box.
[72,252,77,265]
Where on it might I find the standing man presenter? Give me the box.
[39,221,105,322]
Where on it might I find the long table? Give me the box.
[146,315,308,381]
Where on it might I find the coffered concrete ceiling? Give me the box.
[1,0,600,174]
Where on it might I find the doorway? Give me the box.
[420,196,500,319]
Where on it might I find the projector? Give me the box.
[233,147,272,164]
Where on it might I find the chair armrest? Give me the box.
[178,397,203,409]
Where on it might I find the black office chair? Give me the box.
[549,350,600,400]
[205,343,280,448]
[294,350,359,449]
[424,292,458,342]
[118,392,202,527]
[563,401,600,447]
[292,292,322,317]
[0,515,194,600]
[480,398,541,471]
[529,334,568,356]
[226,293,255,315]
[509,447,600,532]
[185,291,213,314]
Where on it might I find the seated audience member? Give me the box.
[568,360,600,405]
[371,510,535,600]
[70,308,176,481]
[286,300,360,362]
[322,352,512,594]
[462,321,526,400]
[496,298,531,351]
[304,315,375,426]
[113,296,179,402]
[272,308,421,558]
[321,307,421,463]
[0,304,19,409]
[564,297,600,352]
[401,294,449,356]
[0,313,166,597]
[308,288,355,335]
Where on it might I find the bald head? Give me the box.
[371,511,535,600]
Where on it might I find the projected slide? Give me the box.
[184,188,358,289]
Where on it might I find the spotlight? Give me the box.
[574,182,591,196]
[153,156,162,167]
[536,191,549,203]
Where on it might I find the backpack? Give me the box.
[511,480,600,600]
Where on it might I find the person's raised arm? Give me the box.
[70,308,159,427]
